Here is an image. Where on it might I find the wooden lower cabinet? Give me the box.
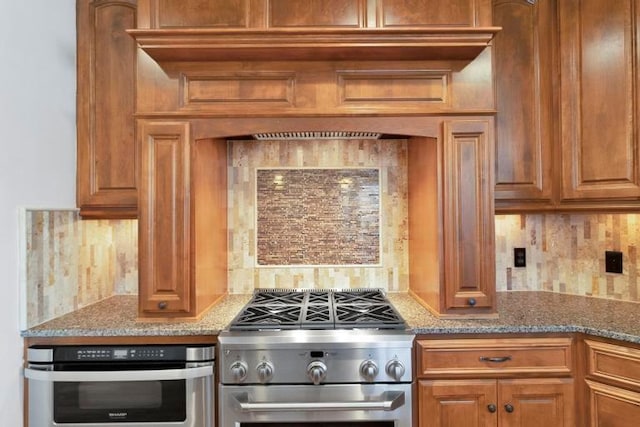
[419,378,574,427]
[583,338,640,426]
[416,336,575,427]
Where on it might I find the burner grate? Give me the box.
[228,288,406,331]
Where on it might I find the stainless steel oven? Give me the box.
[25,344,214,427]
[218,289,415,427]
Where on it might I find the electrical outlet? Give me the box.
[514,247,526,268]
[605,251,623,274]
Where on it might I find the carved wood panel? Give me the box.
[138,121,191,315]
[443,120,495,313]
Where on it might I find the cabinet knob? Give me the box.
[468,298,477,306]
[504,404,514,413]
[158,301,168,309]
[487,404,497,413]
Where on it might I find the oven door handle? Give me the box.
[232,390,405,412]
[24,365,213,382]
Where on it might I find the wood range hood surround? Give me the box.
[131,0,497,320]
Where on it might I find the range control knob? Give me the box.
[230,361,248,383]
[256,361,274,383]
[307,361,327,385]
[360,360,379,382]
[386,360,406,382]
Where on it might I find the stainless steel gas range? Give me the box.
[218,288,415,427]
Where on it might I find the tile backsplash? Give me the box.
[24,210,137,327]
[228,139,409,294]
[496,214,640,301]
[23,148,640,327]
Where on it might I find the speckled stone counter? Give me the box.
[22,292,640,344]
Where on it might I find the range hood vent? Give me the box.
[252,131,382,140]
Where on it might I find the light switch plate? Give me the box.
[605,251,623,274]
[514,247,526,268]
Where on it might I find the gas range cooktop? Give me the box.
[228,288,406,331]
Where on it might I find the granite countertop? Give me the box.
[22,291,640,344]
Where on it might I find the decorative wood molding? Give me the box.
[127,27,500,62]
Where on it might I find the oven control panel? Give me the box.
[220,347,411,385]
[49,345,188,362]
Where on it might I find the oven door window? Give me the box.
[54,380,186,423]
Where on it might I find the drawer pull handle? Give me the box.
[468,298,477,306]
[158,301,168,309]
[479,356,512,363]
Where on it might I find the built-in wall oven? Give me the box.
[218,289,415,427]
[25,344,214,427]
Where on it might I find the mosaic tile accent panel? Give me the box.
[24,210,138,327]
[256,168,380,266]
[228,139,408,293]
[495,214,640,302]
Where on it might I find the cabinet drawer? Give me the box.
[417,337,574,378]
[585,339,640,391]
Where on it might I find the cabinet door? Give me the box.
[418,379,497,427]
[442,120,495,314]
[493,0,554,208]
[559,0,640,202]
[138,121,192,316]
[77,0,138,218]
[586,380,640,426]
[499,378,575,427]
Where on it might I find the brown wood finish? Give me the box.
[137,59,494,116]
[585,339,640,392]
[139,121,192,316]
[408,120,496,318]
[493,0,555,209]
[138,122,227,319]
[581,338,640,426]
[380,0,493,28]
[131,0,498,62]
[76,0,138,219]
[498,378,575,427]
[418,379,496,427]
[417,337,574,378]
[408,137,443,317]
[586,380,640,426]
[559,0,640,203]
[442,120,495,316]
[416,336,576,427]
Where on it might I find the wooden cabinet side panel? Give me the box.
[442,120,495,312]
[418,379,497,427]
[139,121,191,315]
[499,378,575,427]
[192,138,228,314]
[493,0,554,203]
[77,0,138,217]
[408,137,444,313]
[559,0,640,200]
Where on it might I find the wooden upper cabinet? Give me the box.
[493,0,555,210]
[77,0,138,219]
[131,0,499,62]
[559,0,640,203]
